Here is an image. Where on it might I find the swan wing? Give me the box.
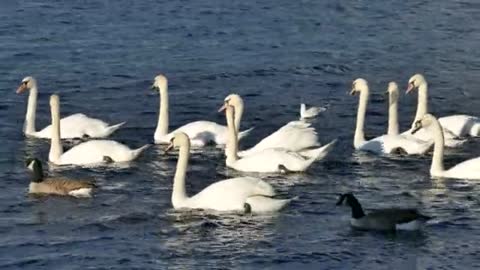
[240,120,320,156]
[439,115,480,137]
[36,113,118,139]
[446,157,480,179]
[59,140,139,165]
[357,136,387,154]
[382,135,432,155]
[186,177,275,211]
[231,148,312,173]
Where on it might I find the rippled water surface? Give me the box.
[2,0,480,269]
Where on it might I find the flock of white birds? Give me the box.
[17,73,480,231]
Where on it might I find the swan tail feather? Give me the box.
[238,127,255,140]
[299,139,337,161]
[132,144,150,159]
[104,121,126,136]
[246,196,293,213]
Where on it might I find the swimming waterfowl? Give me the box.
[26,158,95,197]
[336,193,431,231]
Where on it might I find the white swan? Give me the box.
[404,74,471,146]
[17,76,125,139]
[48,95,149,165]
[384,82,433,155]
[223,105,336,173]
[166,132,292,213]
[351,78,430,155]
[300,103,326,119]
[220,94,322,158]
[152,75,253,146]
[412,114,480,180]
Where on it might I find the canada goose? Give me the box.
[336,193,431,231]
[26,158,95,197]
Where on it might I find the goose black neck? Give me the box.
[31,162,44,183]
[347,195,365,219]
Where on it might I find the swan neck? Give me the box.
[156,87,169,137]
[172,143,189,207]
[431,119,445,173]
[354,89,368,147]
[49,100,63,163]
[388,94,399,135]
[233,102,243,134]
[24,86,38,134]
[226,107,239,164]
[413,83,428,126]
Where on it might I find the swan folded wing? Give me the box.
[36,113,110,139]
[439,115,480,137]
[185,177,275,211]
[232,148,312,172]
[171,121,227,145]
[446,157,480,179]
[357,136,387,154]
[382,135,432,155]
[59,140,137,165]
[240,121,320,156]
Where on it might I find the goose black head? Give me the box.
[25,158,44,183]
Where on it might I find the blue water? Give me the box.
[1,0,480,269]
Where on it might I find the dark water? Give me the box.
[1,0,480,269]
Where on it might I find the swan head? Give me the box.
[151,74,168,92]
[16,76,37,94]
[350,78,368,95]
[218,94,243,112]
[50,94,60,108]
[412,113,436,134]
[387,81,399,104]
[407,74,426,93]
[165,132,190,152]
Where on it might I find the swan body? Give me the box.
[17,76,125,139]
[152,76,253,146]
[48,94,149,166]
[300,103,326,119]
[224,105,335,173]
[337,193,430,231]
[26,158,95,198]
[405,74,473,144]
[413,114,480,180]
[167,132,292,213]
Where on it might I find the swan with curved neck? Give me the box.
[48,94,149,166]
[220,93,323,157]
[351,79,430,155]
[406,74,477,143]
[16,76,125,139]
[223,105,335,173]
[166,132,292,213]
[412,114,480,179]
[152,75,253,146]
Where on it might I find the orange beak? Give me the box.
[406,83,414,94]
[218,103,227,113]
[16,84,28,94]
[164,142,174,154]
